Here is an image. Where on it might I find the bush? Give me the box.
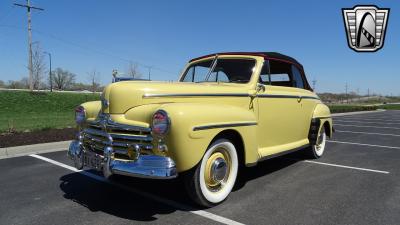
[328,105,378,113]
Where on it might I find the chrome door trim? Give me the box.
[193,122,257,131]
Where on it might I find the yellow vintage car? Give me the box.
[68,52,333,207]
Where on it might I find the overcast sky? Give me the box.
[0,0,399,95]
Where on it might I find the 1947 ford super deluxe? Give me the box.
[68,52,333,207]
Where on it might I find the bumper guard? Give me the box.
[68,140,177,179]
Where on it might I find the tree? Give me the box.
[126,61,142,78]
[6,77,29,89]
[32,43,46,90]
[51,68,76,90]
[87,69,101,93]
[0,80,5,88]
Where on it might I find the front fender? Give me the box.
[157,103,258,172]
[81,101,101,120]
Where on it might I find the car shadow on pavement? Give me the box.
[233,150,307,191]
[59,150,307,221]
[59,171,187,222]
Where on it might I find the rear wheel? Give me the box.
[185,138,238,207]
[307,125,326,158]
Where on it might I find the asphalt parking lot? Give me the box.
[1,110,400,225]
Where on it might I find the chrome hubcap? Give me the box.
[204,149,231,192]
[211,158,227,182]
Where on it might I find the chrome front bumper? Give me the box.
[68,140,177,179]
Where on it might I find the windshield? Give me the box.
[181,58,256,83]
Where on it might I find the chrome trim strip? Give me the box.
[106,120,151,132]
[257,94,319,100]
[85,128,109,138]
[88,115,151,133]
[315,116,331,119]
[193,122,257,131]
[143,93,319,100]
[301,96,321,100]
[143,93,250,98]
[110,133,153,142]
[84,132,153,148]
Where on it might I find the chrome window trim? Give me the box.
[193,122,257,131]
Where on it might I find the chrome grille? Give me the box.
[82,114,153,160]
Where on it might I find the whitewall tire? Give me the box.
[185,138,238,207]
[307,126,327,158]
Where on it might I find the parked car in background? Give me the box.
[68,52,333,207]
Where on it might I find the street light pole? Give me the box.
[44,51,52,92]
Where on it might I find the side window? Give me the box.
[259,62,270,84]
[268,60,292,87]
[208,70,229,82]
[270,73,290,82]
[291,65,305,89]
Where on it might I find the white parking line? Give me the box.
[29,154,245,225]
[335,118,400,122]
[303,160,389,174]
[334,124,400,130]
[327,140,400,149]
[335,130,400,137]
[334,120,400,125]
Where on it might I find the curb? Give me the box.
[332,109,385,117]
[0,140,71,159]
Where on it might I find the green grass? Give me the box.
[0,90,100,133]
[1,90,397,133]
[328,104,378,113]
[378,104,400,110]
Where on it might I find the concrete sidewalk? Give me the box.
[0,140,71,159]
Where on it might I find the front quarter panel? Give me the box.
[157,103,258,172]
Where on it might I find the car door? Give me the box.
[256,60,311,157]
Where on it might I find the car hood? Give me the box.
[102,81,250,114]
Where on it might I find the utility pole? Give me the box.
[345,83,348,104]
[312,79,317,92]
[367,88,370,98]
[44,51,52,92]
[14,0,44,91]
[147,66,152,80]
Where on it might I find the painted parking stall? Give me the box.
[1,110,400,224]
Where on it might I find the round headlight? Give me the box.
[75,106,86,124]
[151,110,170,136]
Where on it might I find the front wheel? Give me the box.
[184,138,238,207]
[306,125,327,159]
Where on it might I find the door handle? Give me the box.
[297,96,303,103]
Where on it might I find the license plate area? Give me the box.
[83,151,103,170]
